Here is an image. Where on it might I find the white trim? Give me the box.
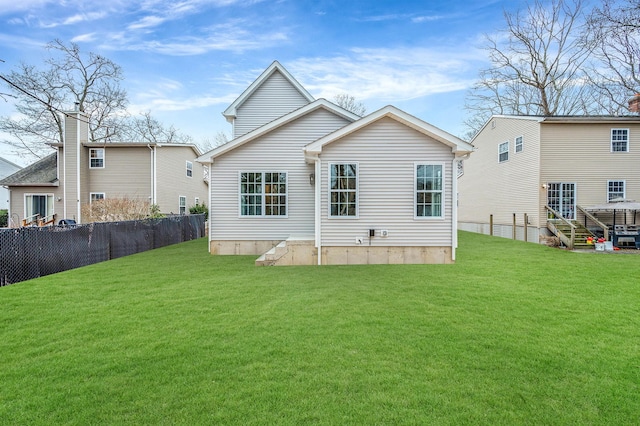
[414,162,446,220]
[451,158,457,261]
[305,105,474,159]
[515,135,524,153]
[179,195,187,215]
[89,148,105,169]
[76,120,81,223]
[237,171,289,218]
[315,158,322,265]
[198,99,359,163]
[607,179,626,202]
[222,61,315,122]
[610,128,630,153]
[498,141,509,163]
[327,162,359,219]
[90,192,105,204]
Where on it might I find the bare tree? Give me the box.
[465,0,596,135]
[586,0,640,113]
[0,40,128,160]
[333,93,367,116]
[197,131,229,152]
[120,111,192,144]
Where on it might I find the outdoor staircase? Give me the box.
[548,219,595,250]
[255,236,316,266]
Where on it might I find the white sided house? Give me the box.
[198,61,474,265]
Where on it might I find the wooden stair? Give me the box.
[548,219,595,249]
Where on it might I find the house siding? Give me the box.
[458,117,542,236]
[233,70,311,138]
[319,117,455,247]
[210,108,351,243]
[0,159,21,210]
[155,146,208,214]
[540,122,640,224]
[87,147,152,202]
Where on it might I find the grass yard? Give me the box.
[1,231,639,424]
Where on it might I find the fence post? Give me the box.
[489,214,493,236]
[524,213,528,242]
[513,213,517,240]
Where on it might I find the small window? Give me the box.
[416,164,444,218]
[329,163,357,217]
[90,148,105,168]
[456,160,464,178]
[515,136,523,153]
[498,141,509,162]
[608,180,625,202]
[179,196,186,215]
[90,193,105,204]
[195,197,200,205]
[186,161,193,178]
[611,129,629,152]
[240,172,287,216]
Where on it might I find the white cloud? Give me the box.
[289,46,484,103]
[71,33,97,42]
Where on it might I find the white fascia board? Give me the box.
[305,105,475,155]
[198,99,359,163]
[222,60,315,120]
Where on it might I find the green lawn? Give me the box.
[1,232,639,424]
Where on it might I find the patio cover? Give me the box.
[584,200,640,211]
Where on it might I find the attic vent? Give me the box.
[491,120,496,129]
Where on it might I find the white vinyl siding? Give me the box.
[320,117,454,247]
[233,70,311,138]
[209,107,352,240]
[608,180,625,201]
[611,128,629,152]
[458,116,541,230]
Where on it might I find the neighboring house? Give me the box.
[197,61,474,265]
[0,157,22,210]
[0,111,207,226]
[457,115,640,247]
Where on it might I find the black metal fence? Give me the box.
[0,215,205,286]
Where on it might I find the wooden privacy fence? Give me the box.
[0,215,205,286]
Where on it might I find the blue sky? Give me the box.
[0,0,528,165]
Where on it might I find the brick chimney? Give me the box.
[628,94,640,113]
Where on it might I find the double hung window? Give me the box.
[416,164,444,218]
[608,180,625,202]
[90,148,105,168]
[611,129,629,152]
[329,163,357,217]
[498,141,509,162]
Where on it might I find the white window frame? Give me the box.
[90,192,105,204]
[24,193,54,222]
[415,162,445,219]
[179,195,186,215]
[89,148,105,169]
[239,171,288,217]
[186,161,193,178]
[611,128,629,153]
[515,135,523,153]
[328,163,359,218]
[607,180,625,202]
[498,141,509,163]
[195,197,200,205]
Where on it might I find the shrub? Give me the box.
[0,209,7,227]
[189,203,208,220]
[81,197,164,223]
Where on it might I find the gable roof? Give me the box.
[0,153,58,187]
[198,99,360,162]
[222,61,315,123]
[304,105,474,160]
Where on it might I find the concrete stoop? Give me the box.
[255,237,316,266]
